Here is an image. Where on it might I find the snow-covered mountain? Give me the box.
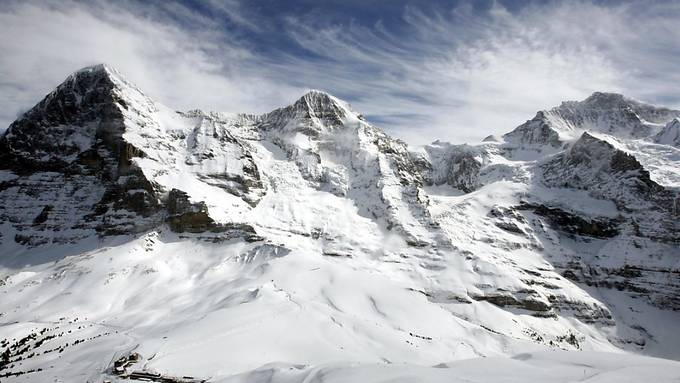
[503,92,680,150]
[0,65,679,382]
[656,118,680,147]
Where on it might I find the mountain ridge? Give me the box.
[503,91,680,149]
[0,64,679,382]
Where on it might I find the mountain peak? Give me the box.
[300,89,334,99]
[570,131,612,154]
[257,89,355,133]
[65,63,144,95]
[0,63,154,172]
[293,89,352,115]
[74,63,112,75]
[655,117,680,147]
[582,91,627,104]
[503,91,680,148]
[64,63,123,86]
[577,91,653,112]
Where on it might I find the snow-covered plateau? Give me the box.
[0,64,678,382]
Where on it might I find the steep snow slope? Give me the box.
[0,66,679,382]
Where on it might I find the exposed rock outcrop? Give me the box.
[0,65,264,245]
[517,203,620,239]
[416,142,485,192]
[0,65,162,244]
[541,132,678,241]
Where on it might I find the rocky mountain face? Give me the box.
[0,65,679,382]
[0,65,261,245]
[542,132,678,240]
[252,90,444,247]
[656,118,680,147]
[413,97,680,315]
[538,132,680,310]
[0,65,161,245]
[503,92,680,149]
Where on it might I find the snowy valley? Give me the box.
[0,64,679,382]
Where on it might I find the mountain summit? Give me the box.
[0,65,679,382]
[503,91,680,148]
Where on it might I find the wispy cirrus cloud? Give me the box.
[273,1,680,144]
[0,0,303,126]
[1,0,679,145]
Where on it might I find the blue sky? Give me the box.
[1,0,680,144]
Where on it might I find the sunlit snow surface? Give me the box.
[1,232,679,382]
[222,352,680,383]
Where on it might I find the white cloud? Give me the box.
[0,0,303,130]
[1,0,679,145]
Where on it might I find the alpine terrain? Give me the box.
[0,65,679,382]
